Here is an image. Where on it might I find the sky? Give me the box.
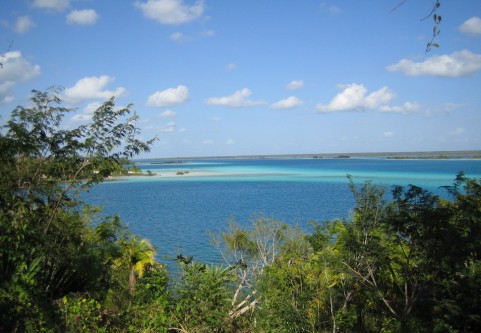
[1,0,481,158]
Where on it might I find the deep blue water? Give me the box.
[84,158,481,265]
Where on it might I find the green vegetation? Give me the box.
[0,88,158,332]
[1,89,481,332]
[111,163,148,177]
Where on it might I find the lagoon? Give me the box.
[84,158,481,265]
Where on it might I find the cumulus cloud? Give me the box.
[287,80,304,90]
[64,76,126,103]
[158,110,176,118]
[270,96,303,109]
[383,131,395,138]
[387,50,481,77]
[459,17,481,35]
[135,0,204,25]
[225,139,236,145]
[146,85,189,107]
[205,88,265,107]
[14,16,35,34]
[317,84,396,112]
[0,51,41,104]
[66,9,99,25]
[33,0,69,11]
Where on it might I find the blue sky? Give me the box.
[1,0,481,158]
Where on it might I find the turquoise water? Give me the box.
[84,158,481,265]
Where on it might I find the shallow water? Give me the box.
[84,158,481,265]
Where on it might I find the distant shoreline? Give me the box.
[136,150,481,162]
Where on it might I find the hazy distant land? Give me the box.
[140,150,481,162]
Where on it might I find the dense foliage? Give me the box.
[1,90,480,332]
[0,89,158,332]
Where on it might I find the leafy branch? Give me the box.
[392,0,442,53]
[423,0,442,52]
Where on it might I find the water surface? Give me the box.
[85,158,481,264]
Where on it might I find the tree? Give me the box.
[212,215,290,321]
[0,88,156,331]
[125,265,171,332]
[171,259,234,332]
[115,236,157,293]
[326,174,481,332]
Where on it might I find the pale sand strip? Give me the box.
[151,170,218,178]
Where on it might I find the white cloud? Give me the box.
[317,84,396,112]
[212,116,221,121]
[64,76,126,103]
[0,51,41,104]
[0,51,41,82]
[286,80,304,90]
[66,9,99,26]
[160,121,176,133]
[135,0,204,25]
[158,110,176,118]
[202,139,214,144]
[69,102,101,123]
[363,86,395,108]
[226,63,237,70]
[178,127,187,133]
[146,85,189,107]
[14,16,35,34]
[387,50,481,77]
[83,102,102,114]
[459,17,481,35]
[379,102,420,115]
[0,82,15,104]
[33,0,69,11]
[383,131,395,138]
[270,96,303,109]
[225,139,236,145]
[205,88,265,107]
[70,113,92,122]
